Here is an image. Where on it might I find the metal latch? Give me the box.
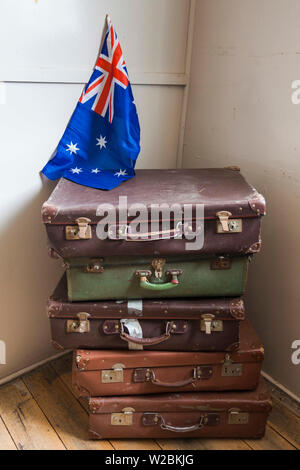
[101,363,125,383]
[228,409,249,424]
[200,314,223,335]
[84,258,104,273]
[65,217,92,240]
[152,258,166,279]
[111,407,135,426]
[222,354,243,377]
[211,256,232,270]
[66,312,90,333]
[216,211,242,234]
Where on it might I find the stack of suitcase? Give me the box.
[42,168,272,439]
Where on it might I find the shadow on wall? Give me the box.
[0,177,63,380]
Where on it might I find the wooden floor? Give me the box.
[0,353,299,451]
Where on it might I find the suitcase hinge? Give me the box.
[216,211,242,233]
[111,407,135,426]
[66,312,90,333]
[200,314,223,335]
[222,354,243,376]
[65,217,92,240]
[101,363,125,383]
[228,409,249,424]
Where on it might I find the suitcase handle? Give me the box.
[142,366,212,388]
[142,413,219,432]
[119,321,174,346]
[108,223,182,241]
[136,269,182,290]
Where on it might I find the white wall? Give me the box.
[183,0,300,398]
[0,0,192,380]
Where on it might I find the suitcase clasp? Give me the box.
[152,258,166,279]
[65,217,92,240]
[228,409,249,424]
[222,354,243,377]
[83,258,104,273]
[66,312,90,333]
[216,211,242,233]
[200,314,223,334]
[210,256,232,270]
[101,363,125,383]
[111,407,135,426]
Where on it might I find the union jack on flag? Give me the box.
[79,18,129,123]
[41,15,140,190]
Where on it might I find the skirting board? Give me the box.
[0,350,69,387]
[261,370,300,417]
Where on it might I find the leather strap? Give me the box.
[150,372,196,388]
[120,321,173,346]
[133,366,213,387]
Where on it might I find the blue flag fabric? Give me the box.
[41,16,140,190]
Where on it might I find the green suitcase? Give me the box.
[65,255,249,301]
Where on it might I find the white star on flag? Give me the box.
[96,135,107,149]
[114,169,127,177]
[91,168,101,174]
[70,167,82,174]
[66,142,80,154]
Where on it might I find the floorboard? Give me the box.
[245,424,296,450]
[0,378,65,450]
[267,396,300,449]
[22,364,112,450]
[157,438,251,450]
[0,415,17,450]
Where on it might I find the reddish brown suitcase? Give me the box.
[88,378,271,439]
[42,169,265,259]
[48,275,245,352]
[72,319,264,397]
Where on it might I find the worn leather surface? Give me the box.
[72,319,263,396]
[88,378,271,439]
[42,169,265,257]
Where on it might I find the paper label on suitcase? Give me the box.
[120,319,143,350]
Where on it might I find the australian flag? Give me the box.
[41,16,140,190]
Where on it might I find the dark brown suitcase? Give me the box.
[88,378,271,439]
[42,169,265,259]
[48,275,245,352]
[72,319,264,397]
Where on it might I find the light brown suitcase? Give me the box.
[72,319,263,397]
[88,377,271,439]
